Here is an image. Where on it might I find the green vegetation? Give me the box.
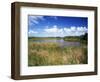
[28,37,62,40]
[29,33,88,43]
[63,36,80,41]
[63,33,88,43]
[28,41,87,66]
[28,33,88,66]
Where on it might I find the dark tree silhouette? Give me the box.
[80,33,88,40]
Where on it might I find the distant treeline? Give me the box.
[29,33,88,43]
[64,33,88,43]
[28,37,63,40]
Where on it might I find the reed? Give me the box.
[28,41,87,66]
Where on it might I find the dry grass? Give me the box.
[28,41,87,66]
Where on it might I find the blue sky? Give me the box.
[28,15,88,37]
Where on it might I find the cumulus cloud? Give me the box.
[44,25,64,36]
[28,30,38,34]
[77,27,87,32]
[63,26,87,36]
[44,25,87,37]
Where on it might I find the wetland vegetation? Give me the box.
[28,33,88,66]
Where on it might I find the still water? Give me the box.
[33,39,80,47]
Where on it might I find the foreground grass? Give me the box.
[28,40,87,66]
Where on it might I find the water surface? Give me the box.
[32,39,80,47]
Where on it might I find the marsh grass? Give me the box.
[28,41,87,66]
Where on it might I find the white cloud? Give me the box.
[64,26,87,36]
[29,16,44,24]
[77,27,87,32]
[44,25,63,34]
[30,16,44,20]
[64,28,71,32]
[44,25,87,37]
[70,26,76,31]
[28,30,38,34]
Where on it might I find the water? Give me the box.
[32,39,80,47]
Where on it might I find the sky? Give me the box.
[28,15,88,37]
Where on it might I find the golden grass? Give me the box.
[28,41,87,66]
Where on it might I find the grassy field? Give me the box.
[28,37,63,40]
[28,38,87,66]
[63,36,80,41]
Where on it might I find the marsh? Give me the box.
[28,15,88,66]
[32,39,80,47]
[28,38,87,66]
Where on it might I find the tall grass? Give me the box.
[28,40,87,66]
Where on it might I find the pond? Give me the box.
[32,39,80,47]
